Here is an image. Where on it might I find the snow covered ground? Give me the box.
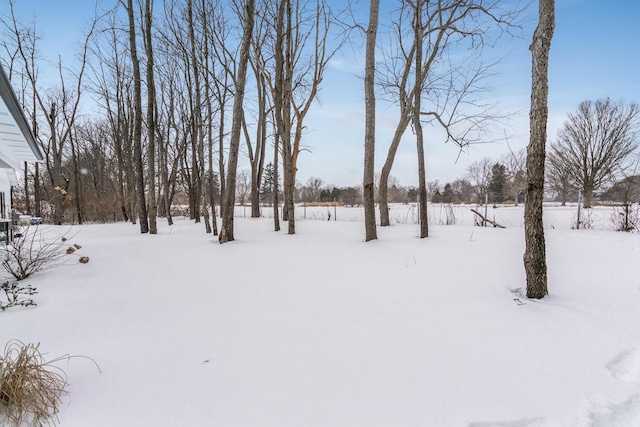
[248,202,640,231]
[2,217,640,426]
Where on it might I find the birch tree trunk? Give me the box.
[524,0,554,299]
[363,0,379,242]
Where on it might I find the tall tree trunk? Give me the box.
[379,113,411,226]
[145,0,158,234]
[273,0,295,234]
[273,132,281,232]
[70,131,83,224]
[126,0,149,233]
[283,0,295,234]
[219,0,255,243]
[414,0,428,238]
[34,162,41,218]
[363,0,379,242]
[583,182,593,208]
[23,162,30,215]
[202,0,217,235]
[49,103,63,225]
[524,0,554,299]
[187,0,208,231]
[246,62,267,219]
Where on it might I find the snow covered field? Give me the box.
[2,218,640,426]
[248,202,639,231]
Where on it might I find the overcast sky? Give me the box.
[4,0,640,188]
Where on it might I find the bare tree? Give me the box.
[524,0,554,299]
[466,157,492,203]
[549,99,639,208]
[90,15,136,223]
[219,0,255,243]
[123,0,149,233]
[235,169,251,206]
[144,0,158,234]
[259,0,344,234]
[245,8,270,218]
[300,176,324,202]
[413,0,428,238]
[377,1,521,228]
[363,0,378,242]
[271,0,295,234]
[200,0,219,235]
[502,148,527,205]
[6,1,97,225]
[186,0,209,230]
[546,149,575,205]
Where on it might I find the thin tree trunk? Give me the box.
[187,0,208,231]
[70,131,83,224]
[219,0,255,243]
[273,132,281,232]
[379,113,411,226]
[524,0,554,299]
[414,0,428,238]
[34,162,41,218]
[273,0,295,233]
[145,0,158,234]
[23,162,30,215]
[202,0,217,235]
[363,0,379,242]
[126,0,149,233]
[49,103,63,225]
[283,0,295,234]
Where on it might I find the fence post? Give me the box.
[333,199,337,221]
[576,191,582,229]
[484,193,488,227]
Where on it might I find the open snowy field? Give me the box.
[2,217,640,426]
[246,203,640,231]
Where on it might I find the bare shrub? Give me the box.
[0,282,37,311]
[1,226,78,281]
[612,203,640,232]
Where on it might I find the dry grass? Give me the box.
[0,340,68,426]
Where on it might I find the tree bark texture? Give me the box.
[219,0,255,243]
[379,113,411,226]
[145,0,158,234]
[524,0,554,299]
[126,0,149,233]
[414,0,428,239]
[363,0,379,242]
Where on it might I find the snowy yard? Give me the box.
[250,203,640,232]
[2,218,640,426]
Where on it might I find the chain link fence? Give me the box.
[422,202,640,232]
[42,202,640,233]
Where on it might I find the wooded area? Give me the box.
[1,0,638,260]
[0,0,530,237]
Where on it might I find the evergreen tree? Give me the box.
[442,183,455,203]
[489,163,507,203]
[260,162,275,204]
